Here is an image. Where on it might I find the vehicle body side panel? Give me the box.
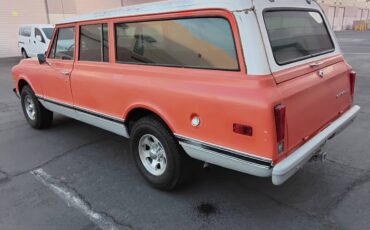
[68,9,279,160]
[13,59,45,96]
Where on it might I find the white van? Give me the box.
[18,24,54,58]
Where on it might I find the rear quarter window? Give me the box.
[115,17,239,71]
[263,10,335,65]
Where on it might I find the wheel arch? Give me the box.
[17,77,33,94]
[124,104,176,134]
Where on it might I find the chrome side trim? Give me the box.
[180,142,272,177]
[40,98,76,118]
[175,134,273,162]
[176,134,273,177]
[76,110,129,137]
[36,95,125,123]
[38,97,129,138]
[272,105,361,185]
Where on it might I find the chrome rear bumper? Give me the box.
[272,105,361,185]
[178,105,360,186]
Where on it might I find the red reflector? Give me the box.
[233,124,253,136]
[349,70,356,97]
[274,104,286,153]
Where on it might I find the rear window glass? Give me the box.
[264,10,334,65]
[115,17,239,70]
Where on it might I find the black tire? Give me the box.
[130,116,192,190]
[21,49,29,59]
[21,85,53,129]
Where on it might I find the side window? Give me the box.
[35,28,45,43]
[48,27,75,60]
[115,17,239,70]
[79,23,109,62]
[20,27,31,37]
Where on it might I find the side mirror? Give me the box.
[37,53,46,65]
[36,35,42,42]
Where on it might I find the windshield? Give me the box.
[264,10,335,65]
[42,28,54,40]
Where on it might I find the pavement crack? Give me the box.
[359,110,370,116]
[31,168,132,230]
[60,179,132,230]
[237,181,338,228]
[9,137,109,179]
[0,169,10,185]
[325,158,366,172]
[323,170,370,215]
[257,190,338,229]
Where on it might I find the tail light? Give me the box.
[349,70,356,98]
[274,104,286,154]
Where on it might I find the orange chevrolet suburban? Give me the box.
[12,0,360,190]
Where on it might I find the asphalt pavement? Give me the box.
[0,31,369,230]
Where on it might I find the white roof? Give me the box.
[19,24,54,28]
[60,0,253,24]
[60,0,322,24]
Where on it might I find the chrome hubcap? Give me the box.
[24,95,36,120]
[138,134,167,176]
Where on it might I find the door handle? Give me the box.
[309,62,323,68]
[60,70,71,76]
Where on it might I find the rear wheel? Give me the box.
[21,86,53,129]
[130,116,192,190]
[21,49,29,59]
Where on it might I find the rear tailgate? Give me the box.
[275,59,353,153]
[255,2,354,155]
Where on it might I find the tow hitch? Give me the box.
[310,149,327,162]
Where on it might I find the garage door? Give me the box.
[327,6,336,29]
[333,7,345,31]
[361,9,369,20]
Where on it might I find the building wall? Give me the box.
[75,0,121,15]
[0,0,162,57]
[48,0,161,23]
[47,0,77,24]
[0,0,369,57]
[0,0,48,57]
[319,0,370,30]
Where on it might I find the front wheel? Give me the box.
[130,116,192,190]
[21,86,53,129]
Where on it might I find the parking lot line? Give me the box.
[31,168,130,230]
